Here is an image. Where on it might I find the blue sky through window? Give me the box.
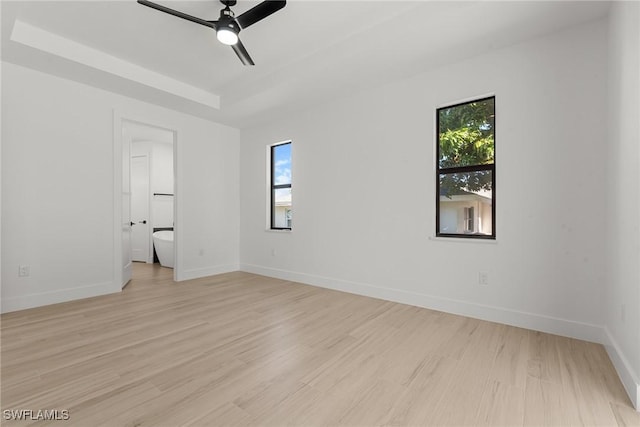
[274,143,291,185]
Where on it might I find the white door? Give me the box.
[131,154,150,262]
[121,128,133,288]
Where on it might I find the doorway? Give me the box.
[119,118,176,288]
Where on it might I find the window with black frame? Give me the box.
[436,97,495,239]
[270,141,292,230]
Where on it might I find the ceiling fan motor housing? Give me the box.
[220,18,239,32]
[218,8,239,33]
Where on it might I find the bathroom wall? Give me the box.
[132,140,175,229]
[1,61,240,312]
[151,142,174,229]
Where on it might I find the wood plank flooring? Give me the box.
[1,263,638,426]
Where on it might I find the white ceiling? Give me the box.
[2,0,610,128]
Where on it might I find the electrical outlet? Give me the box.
[18,265,30,277]
[271,248,276,257]
[478,272,489,286]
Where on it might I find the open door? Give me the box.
[121,126,133,288]
[131,154,151,262]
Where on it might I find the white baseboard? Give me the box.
[1,263,240,313]
[1,281,119,314]
[239,263,606,345]
[178,264,239,281]
[603,328,640,410]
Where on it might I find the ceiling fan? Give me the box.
[137,0,286,65]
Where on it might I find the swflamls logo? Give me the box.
[3,409,70,421]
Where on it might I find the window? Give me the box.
[270,141,292,230]
[464,206,474,233]
[436,97,495,239]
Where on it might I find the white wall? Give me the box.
[604,1,640,410]
[240,20,608,342]
[1,61,240,312]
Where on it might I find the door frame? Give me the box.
[113,110,179,286]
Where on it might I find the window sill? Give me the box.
[266,228,292,233]
[429,236,497,244]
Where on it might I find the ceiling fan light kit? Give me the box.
[137,0,286,65]
[216,24,238,45]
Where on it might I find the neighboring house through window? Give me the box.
[270,141,292,230]
[436,96,495,239]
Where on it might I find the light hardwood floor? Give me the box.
[1,263,638,426]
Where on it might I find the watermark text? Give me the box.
[3,409,70,421]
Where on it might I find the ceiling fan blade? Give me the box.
[236,0,286,29]
[137,0,217,29]
[231,39,255,66]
